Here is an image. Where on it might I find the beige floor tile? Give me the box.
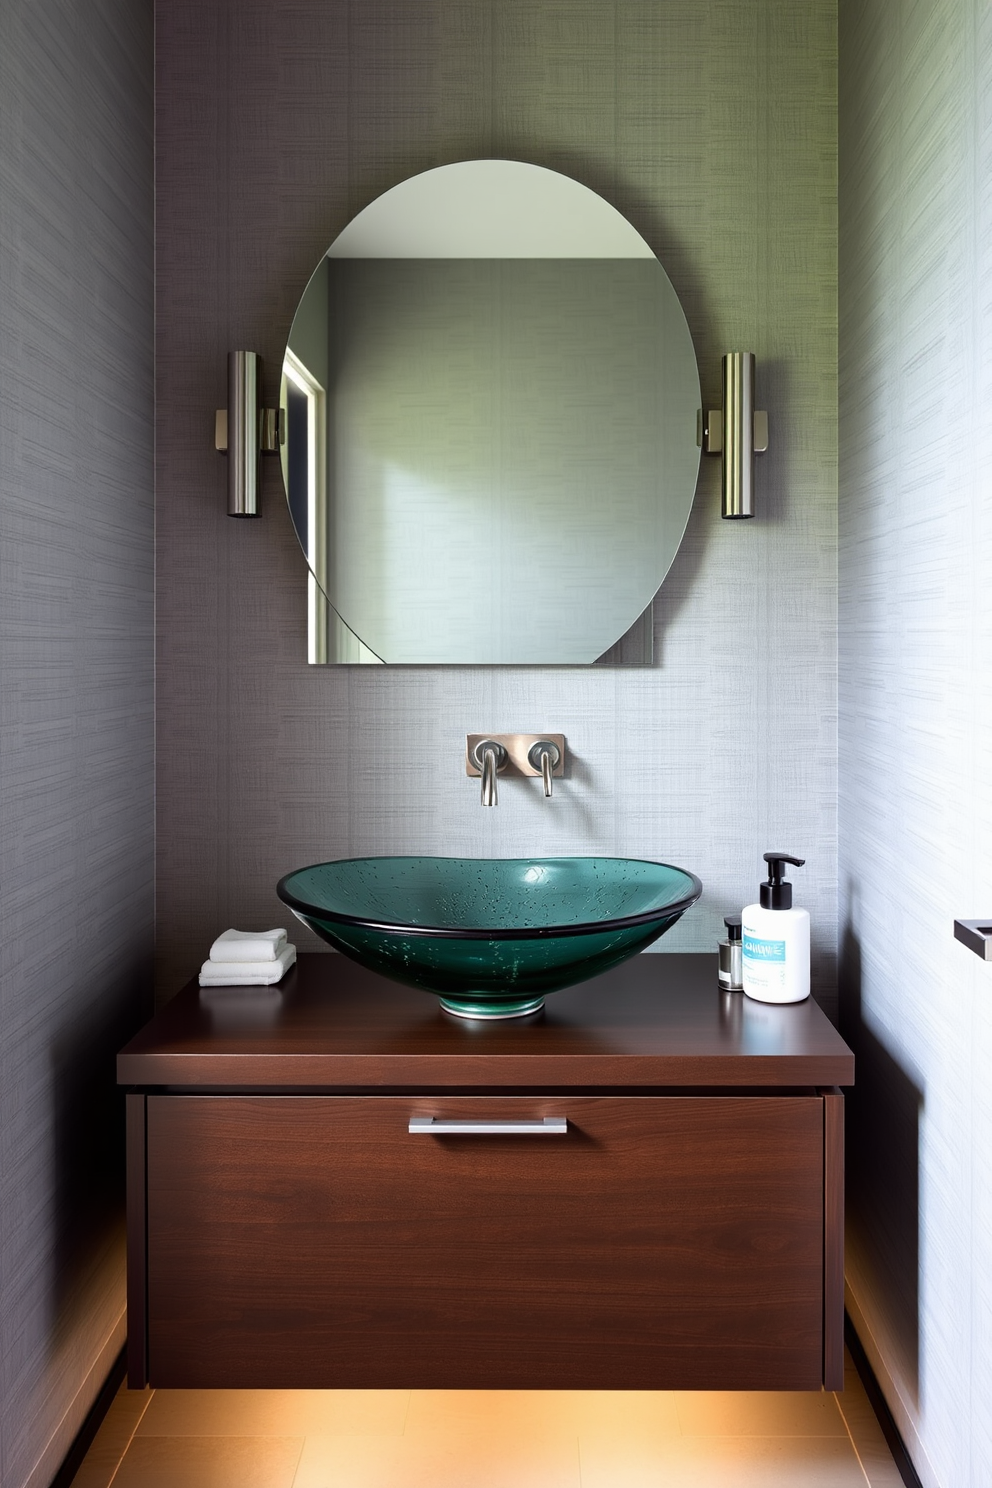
[404,1388,680,1440]
[71,1356,904,1488]
[292,1429,581,1488]
[69,1384,153,1488]
[579,1433,870,1488]
[675,1388,850,1437]
[136,1389,410,1437]
[835,1355,905,1487]
[112,1435,304,1488]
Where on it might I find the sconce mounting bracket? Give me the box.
[698,408,768,456]
[214,406,284,455]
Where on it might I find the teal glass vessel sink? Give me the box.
[276,856,702,1019]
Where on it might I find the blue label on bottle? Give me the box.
[743,933,786,963]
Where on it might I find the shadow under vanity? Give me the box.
[118,953,853,1394]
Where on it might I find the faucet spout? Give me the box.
[540,748,553,797]
[473,739,507,806]
[527,740,561,798]
[481,745,499,807]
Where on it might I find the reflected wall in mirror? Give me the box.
[281,161,701,665]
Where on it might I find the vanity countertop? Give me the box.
[117,952,854,1090]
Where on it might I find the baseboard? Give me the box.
[844,1314,923,1488]
[21,1311,126,1488]
[845,1279,938,1488]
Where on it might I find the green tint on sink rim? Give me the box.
[276,856,702,1019]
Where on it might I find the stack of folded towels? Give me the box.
[199,928,297,987]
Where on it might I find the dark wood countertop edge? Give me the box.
[117,1051,855,1088]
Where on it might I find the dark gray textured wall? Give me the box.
[0,3,154,1485]
[156,0,837,1005]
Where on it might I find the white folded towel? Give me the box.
[209,928,288,963]
[199,944,296,986]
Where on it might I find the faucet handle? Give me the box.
[528,740,561,798]
[471,739,507,771]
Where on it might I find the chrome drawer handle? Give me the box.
[408,1116,567,1135]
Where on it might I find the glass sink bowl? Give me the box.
[276,856,702,1019]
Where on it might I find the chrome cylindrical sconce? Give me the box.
[215,352,283,517]
[227,350,260,517]
[700,352,768,519]
[722,352,754,519]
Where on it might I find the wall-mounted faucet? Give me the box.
[527,740,561,797]
[466,734,566,806]
[471,739,507,806]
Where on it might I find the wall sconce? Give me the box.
[214,351,283,517]
[699,353,769,519]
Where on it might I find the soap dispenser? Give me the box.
[741,853,810,1004]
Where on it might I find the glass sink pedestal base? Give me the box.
[439,993,545,1020]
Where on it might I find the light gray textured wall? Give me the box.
[838,2,992,1485]
[0,4,154,1486]
[156,0,837,1004]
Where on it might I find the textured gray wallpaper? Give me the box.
[839,2,992,1485]
[155,0,837,1003]
[0,4,154,1486]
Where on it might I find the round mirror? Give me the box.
[281,161,700,665]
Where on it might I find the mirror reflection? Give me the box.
[281,161,701,665]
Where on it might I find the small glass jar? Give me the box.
[718,915,743,991]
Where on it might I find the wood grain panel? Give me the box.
[821,1085,845,1390]
[145,1093,825,1390]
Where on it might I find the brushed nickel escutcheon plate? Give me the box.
[465,733,566,778]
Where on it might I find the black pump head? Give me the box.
[760,852,805,910]
[723,914,742,942]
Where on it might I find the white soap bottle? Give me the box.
[741,853,810,1004]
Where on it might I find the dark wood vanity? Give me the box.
[118,953,853,1393]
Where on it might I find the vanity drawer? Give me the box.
[141,1093,831,1390]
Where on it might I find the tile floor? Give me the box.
[70,1349,903,1488]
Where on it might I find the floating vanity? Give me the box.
[118,953,853,1393]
